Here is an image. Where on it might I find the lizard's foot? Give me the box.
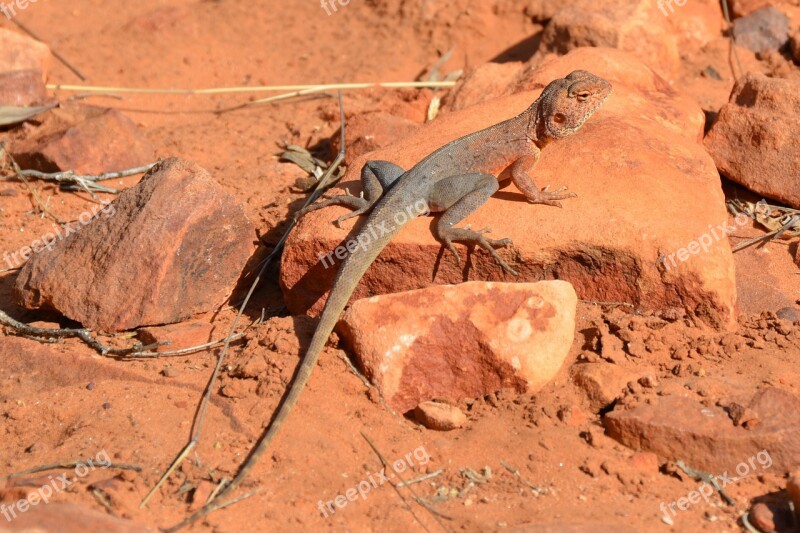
[295,191,373,227]
[441,226,517,276]
[526,185,577,208]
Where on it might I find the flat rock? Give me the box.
[1,502,152,532]
[15,158,256,332]
[414,401,467,430]
[0,69,47,106]
[10,106,155,174]
[282,48,737,329]
[137,320,216,352]
[604,387,800,473]
[338,280,577,413]
[0,28,51,80]
[705,73,800,209]
[733,6,790,53]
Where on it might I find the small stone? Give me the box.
[572,362,635,411]
[161,367,179,378]
[638,374,659,388]
[414,401,467,431]
[788,472,800,520]
[749,502,775,532]
[557,404,588,427]
[86,382,95,391]
[732,6,789,54]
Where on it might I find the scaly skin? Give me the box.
[181,70,612,525]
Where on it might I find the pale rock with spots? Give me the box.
[338,280,577,412]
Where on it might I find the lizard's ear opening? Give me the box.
[553,113,566,124]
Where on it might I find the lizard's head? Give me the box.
[538,70,612,139]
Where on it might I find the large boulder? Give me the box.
[282,48,737,329]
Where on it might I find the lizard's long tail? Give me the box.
[217,195,421,500]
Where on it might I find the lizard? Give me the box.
[179,69,611,525]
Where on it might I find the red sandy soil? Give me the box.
[1,1,799,532]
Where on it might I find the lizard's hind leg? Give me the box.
[431,173,517,276]
[296,160,405,227]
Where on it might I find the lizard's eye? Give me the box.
[553,113,566,124]
[576,91,591,102]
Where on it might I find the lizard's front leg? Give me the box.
[296,160,405,227]
[429,173,517,275]
[510,153,577,208]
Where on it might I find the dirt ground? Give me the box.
[1,1,799,532]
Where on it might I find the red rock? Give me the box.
[281,48,737,330]
[730,0,771,17]
[414,401,467,430]
[446,62,523,111]
[664,0,724,50]
[749,502,776,532]
[10,106,155,175]
[788,471,800,519]
[0,28,51,80]
[572,363,635,411]
[733,6,790,53]
[705,73,800,209]
[604,387,800,473]
[15,158,256,332]
[537,0,681,79]
[0,69,47,106]
[331,111,420,165]
[339,280,577,412]
[137,320,216,352]
[2,502,152,532]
